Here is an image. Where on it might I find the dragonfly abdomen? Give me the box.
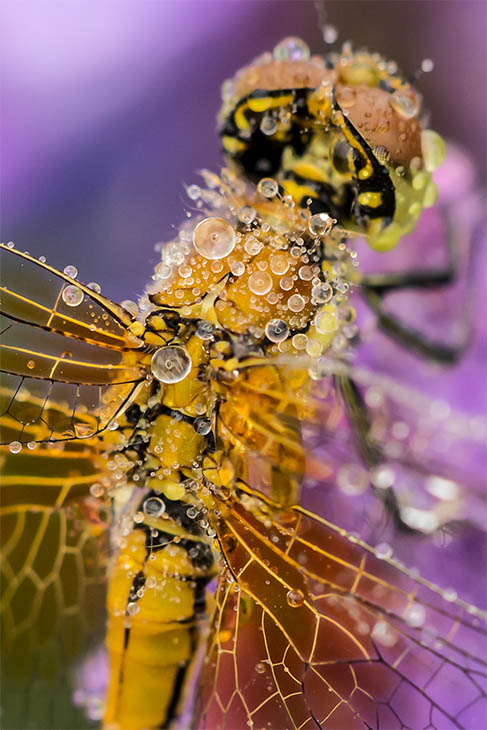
[104,494,215,730]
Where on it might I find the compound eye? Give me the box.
[330,137,356,177]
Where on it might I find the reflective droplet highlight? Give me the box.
[151,346,192,384]
[249,271,272,296]
[143,497,166,518]
[192,217,236,260]
[62,285,84,307]
[265,319,289,343]
[286,589,305,607]
[257,178,279,198]
[273,37,310,62]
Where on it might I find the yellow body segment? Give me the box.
[105,529,209,729]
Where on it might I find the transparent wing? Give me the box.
[197,496,487,730]
[213,355,486,536]
[0,434,109,729]
[0,242,146,444]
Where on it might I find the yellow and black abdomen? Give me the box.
[104,490,215,730]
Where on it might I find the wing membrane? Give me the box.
[0,438,108,729]
[0,243,146,443]
[199,496,486,729]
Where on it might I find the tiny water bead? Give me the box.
[121,299,139,317]
[309,213,334,237]
[287,294,305,313]
[389,91,418,120]
[9,441,22,454]
[269,252,289,275]
[265,319,289,343]
[143,497,166,518]
[62,284,84,307]
[257,177,279,198]
[87,282,101,293]
[63,264,78,278]
[196,321,214,340]
[194,417,212,436]
[286,588,305,608]
[192,217,236,260]
[151,346,192,384]
[273,37,310,62]
[260,115,277,136]
[249,271,272,296]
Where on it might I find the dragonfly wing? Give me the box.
[0,243,146,444]
[0,434,109,728]
[198,497,486,730]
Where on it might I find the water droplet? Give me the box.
[405,602,426,628]
[265,319,289,343]
[151,346,192,384]
[260,115,277,136]
[421,58,434,73]
[315,310,337,334]
[375,542,393,559]
[389,91,418,119]
[121,299,139,317]
[371,620,397,647]
[26,441,37,451]
[244,237,263,256]
[273,37,310,62]
[126,602,139,616]
[309,213,334,237]
[63,265,78,278]
[298,265,313,281]
[312,282,333,304]
[155,262,172,279]
[257,178,279,198]
[421,130,446,172]
[9,441,22,454]
[62,285,84,307]
[249,271,272,296]
[143,497,166,518]
[196,321,214,340]
[443,588,458,602]
[238,206,256,224]
[255,662,266,674]
[230,260,245,276]
[323,24,338,44]
[192,217,236,259]
[370,465,395,489]
[27,359,35,370]
[194,417,212,435]
[186,184,201,200]
[286,588,305,607]
[74,423,95,438]
[87,282,101,293]
[287,294,305,313]
[90,483,104,498]
[269,252,290,275]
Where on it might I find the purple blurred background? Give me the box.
[1,0,485,303]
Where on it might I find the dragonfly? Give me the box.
[1,36,486,730]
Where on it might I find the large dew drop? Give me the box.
[62,285,84,307]
[192,217,236,260]
[265,319,289,343]
[273,37,310,62]
[151,346,192,384]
